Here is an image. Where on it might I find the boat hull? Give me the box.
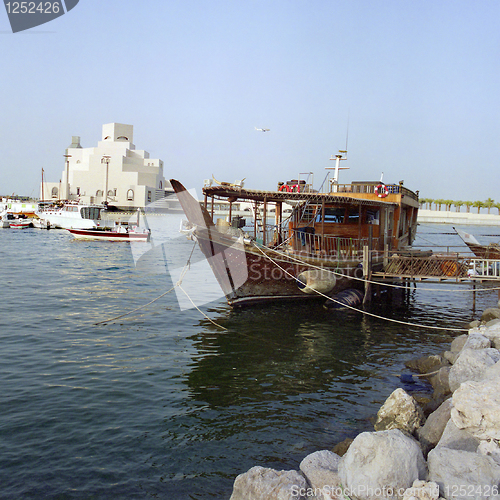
[67,228,150,242]
[193,227,364,307]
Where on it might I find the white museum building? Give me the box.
[41,123,173,210]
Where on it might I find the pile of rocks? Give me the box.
[228,309,500,500]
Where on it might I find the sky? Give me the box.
[1,0,499,202]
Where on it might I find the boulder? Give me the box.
[451,377,500,441]
[405,354,449,375]
[482,322,500,349]
[450,334,468,354]
[338,429,427,500]
[374,388,425,434]
[417,398,453,455]
[436,418,480,453]
[299,450,341,500]
[477,440,500,467]
[427,367,451,401]
[483,360,500,380]
[401,480,440,500]
[229,466,311,500]
[332,437,353,457]
[462,332,491,350]
[427,447,500,500]
[448,348,500,392]
[481,307,500,323]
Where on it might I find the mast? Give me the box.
[325,150,349,192]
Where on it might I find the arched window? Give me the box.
[159,181,163,189]
[51,187,58,198]
[107,190,114,197]
[127,189,134,201]
[96,190,103,197]
[117,136,129,141]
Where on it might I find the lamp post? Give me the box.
[63,154,72,200]
[101,156,111,204]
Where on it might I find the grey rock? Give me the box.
[450,334,468,353]
[427,447,500,500]
[417,399,453,455]
[481,307,500,323]
[436,419,480,453]
[299,450,341,500]
[405,354,449,375]
[401,480,440,500]
[338,429,427,500]
[448,348,500,392]
[451,377,500,441]
[374,388,425,434]
[463,332,491,350]
[229,466,311,500]
[428,367,451,400]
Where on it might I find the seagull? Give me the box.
[255,127,270,132]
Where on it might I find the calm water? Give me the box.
[0,223,498,499]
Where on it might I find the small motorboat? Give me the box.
[67,223,150,242]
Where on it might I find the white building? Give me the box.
[42,123,174,210]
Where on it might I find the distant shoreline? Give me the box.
[417,209,500,226]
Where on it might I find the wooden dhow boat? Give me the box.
[454,227,500,259]
[170,152,419,307]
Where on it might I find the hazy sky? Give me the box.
[1,0,499,201]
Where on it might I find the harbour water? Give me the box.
[0,223,498,499]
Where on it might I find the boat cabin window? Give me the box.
[81,207,102,220]
[315,207,345,223]
[347,208,360,223]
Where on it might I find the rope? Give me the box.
[255,241,500,293]
[252,243,469,332]
[95,242,226,330]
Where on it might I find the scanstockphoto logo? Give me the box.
[3,0,79,33]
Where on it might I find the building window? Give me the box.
[107,190,114,197]
[76,187,80,195]
[113,188,117,196]
[51,187,58,198]
[127,189,134,201]
[117,136,128,141]
[104,136,111,140]
[147,191,152,203]
[159,181,162,189]
[96,190,103,197]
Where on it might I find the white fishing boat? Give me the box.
[36,202,105,229]
[9,218,32,229]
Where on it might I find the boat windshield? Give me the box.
[80,207,102,220]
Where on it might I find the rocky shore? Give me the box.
[228,307,500,500]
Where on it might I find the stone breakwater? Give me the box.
[228,308,500,500]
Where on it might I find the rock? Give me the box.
[427,367,451,401]
[482,322,500,349]
[481,307,500,323]
[338,429,427,500]
[299,450,341,500]
[478,440,500,467]
[427,447,500,500]
[443,351,459,365]
[448,348,500,392]
[417,399,453,455]
[374,388,425,434]
[450,334,468,353]
[436,418,480,452]
[229,466,311,500]
[451,377,500,441]
[469,319,481,328]
[405,354,449,375]
[483,360,500,380]
[332,437,353,457]
[401,480,440,500]
[463,332,491,350]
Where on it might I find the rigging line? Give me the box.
[177,284,227,331]
[253,241,500,293]
[94,242,198,325]
[252,243,469,332]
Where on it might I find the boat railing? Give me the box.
[290,231,379,259]
[332,183,418,201]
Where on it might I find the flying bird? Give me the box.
[255,127,270,132]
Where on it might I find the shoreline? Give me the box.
[228,306,500,500]
[417,210,500,226]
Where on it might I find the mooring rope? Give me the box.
[252,243,469,332]
[254,241,500,293]
[95,242,227,330]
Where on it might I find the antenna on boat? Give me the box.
[380,172,384,183]
[325,150,349,192]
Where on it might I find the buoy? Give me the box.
[324,288,364,310]
[296,269,336,294]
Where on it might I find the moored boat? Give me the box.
[454,227,500,259]
[67,224,150,242]
[36,201,105,230]
[9,218,32,229]
[170,151,419,307]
